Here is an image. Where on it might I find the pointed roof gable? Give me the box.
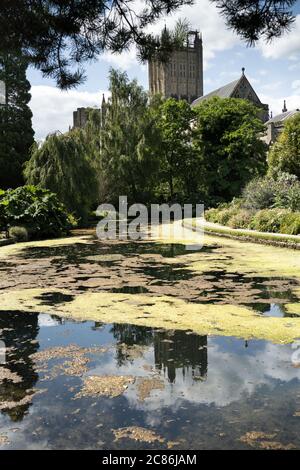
[191,72,262,107]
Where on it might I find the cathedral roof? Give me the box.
[192,78,240,106]
[191,70,265,109]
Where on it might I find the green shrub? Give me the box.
[217,207,239,225]
[227,209,253,229]
[242,176,276,209]
[250,208,289,233]
[279,212,300,235]
[9,226,29,242]
[273,173,300,211]
[242,173,300,212]
[0,185,76,239]
[204,208,220,223]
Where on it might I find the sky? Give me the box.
[27,0,300,140]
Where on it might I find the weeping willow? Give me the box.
[24,126,100,222]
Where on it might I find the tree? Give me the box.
[24,129,99,222]
[212,0,297,44]
[0,1,296,89]
[0,0,193,89]
[193,97,267,204]
[154,98,199,202]
[268,113,300,179]
[100,69,161,204]
[0,51,34,189]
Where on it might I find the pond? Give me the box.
[0,233,299,449]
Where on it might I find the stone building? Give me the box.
[263,102,300,145]
[148,30,203,104]
[192,68,269,122]
[73,107,89,128]
[72,94,107,129]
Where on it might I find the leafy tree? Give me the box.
[0,51,34,189]
[154,98,198,202]
[100,69,161,204]
[193,97,267,203]
[0,1,296,88]
[24,130,99,222]
[268,113,300,179]
[0,185,74,239]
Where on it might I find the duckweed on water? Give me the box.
[0,288,300,343]
[239,431,296,450]
[136,377,165,401]
[75,375,135,399]
[112,426,165,444]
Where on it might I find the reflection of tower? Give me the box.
[0,311,39,421]
[154,330,207,383]
[111,324,154,366]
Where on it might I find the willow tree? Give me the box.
[100,69,161,204]
[0,51,34,189]
[24,129,99,222]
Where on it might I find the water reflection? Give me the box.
[154,330,207,383]
[0,311,39,421]
[0,312,299,449]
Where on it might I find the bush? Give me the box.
[242,173,300,212]
[205,203,300,235]
[9,226,29,242]
[273,173,300,211]
[0,185,76,239]
[242,176,276,210]
[250,208,289,233]
[227,209,253,229]
[279,212,300,235]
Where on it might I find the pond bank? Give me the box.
[183,218,300,249]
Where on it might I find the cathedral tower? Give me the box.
[148,30,203,104]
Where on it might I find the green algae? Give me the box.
[0,235,93,259]
[0,288,300,344]
[0,226,300,344]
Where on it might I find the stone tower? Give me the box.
[148,30,203,104]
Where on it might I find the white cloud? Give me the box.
[102,47,141,71]
[260,81,282,92]
[292,80,300,91]
[259,15,300,60]
[30,86,108,140]
[260,92,300,116]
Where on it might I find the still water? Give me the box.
[0,236,300,449]
[0,312,300,449]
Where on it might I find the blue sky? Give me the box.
[27,0,300,140]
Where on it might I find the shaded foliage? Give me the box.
[0,185,74,238]
[0,51,34,188]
